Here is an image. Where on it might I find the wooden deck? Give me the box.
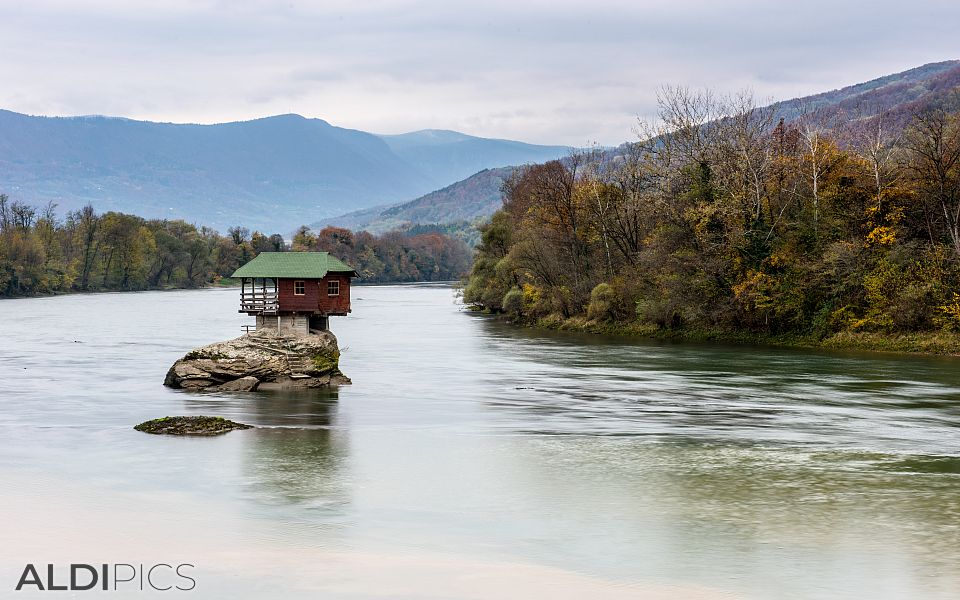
[240,290,279,314]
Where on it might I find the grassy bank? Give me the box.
[517,313,960,356]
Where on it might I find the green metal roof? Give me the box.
[231,252,358,279]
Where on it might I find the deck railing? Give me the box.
[240,290,279,314]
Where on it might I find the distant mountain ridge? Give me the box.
[772,60,960,123]
[322,60,960,235]
[315,167,513,234]
[378,130,567,188]
[0,111,571,233]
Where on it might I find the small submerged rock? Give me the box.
[134,416,253,436]
[163,330,350,391]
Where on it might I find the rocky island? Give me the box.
[163,329,349,392]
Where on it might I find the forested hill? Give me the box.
[0,111,570,233]
[323,61,960,236]
[464,84,960,351]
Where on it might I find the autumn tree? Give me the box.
[904,106,960,256]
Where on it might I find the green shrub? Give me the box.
[587,283,615,320]
[502,287,524,317]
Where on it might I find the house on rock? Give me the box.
[232,252,358,335]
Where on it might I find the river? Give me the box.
[1,284,959,599]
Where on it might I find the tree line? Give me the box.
[465,89,960,338]
[0,199,472,296]
[291,225,471,282]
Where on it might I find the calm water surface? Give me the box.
[1,285,959,599]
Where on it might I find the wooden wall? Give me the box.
[277,275,351,315]
[278,278,319,311]
[318,274,351,315]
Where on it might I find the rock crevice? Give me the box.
[164,330,349,391]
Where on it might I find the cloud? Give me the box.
[0,0,957,145]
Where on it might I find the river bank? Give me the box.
[509,313,960,356]
[0,280,232,300]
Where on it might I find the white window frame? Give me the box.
[293,280,305,296]
[327,280,340,297]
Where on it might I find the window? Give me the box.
[327,280,340,296]
[293,280,305,296]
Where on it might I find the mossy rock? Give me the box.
[312,349,341,373]
[134,416,253,436]
[166,330,347,390]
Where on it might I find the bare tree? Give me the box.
[228,226,250,245]
[579,146,616,276]
[715,90,777,222]
[796,103,845,236]
[598,143,657,266]
[851,109,903,211]
[904,107,960,256]
[634,86,724,226]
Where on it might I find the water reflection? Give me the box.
[244,427,348,509]
[245,391,348,511]
[178,388,351,526]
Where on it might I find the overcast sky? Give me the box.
[0,0,957,145]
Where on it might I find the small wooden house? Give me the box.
[232,252,358,334]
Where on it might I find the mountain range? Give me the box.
[0,111,570,233]
[3,60,958,236]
